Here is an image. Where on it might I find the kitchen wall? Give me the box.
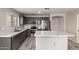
[65,12,77,34]
[65,11,77,42]
[0,8,19,30]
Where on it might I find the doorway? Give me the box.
[51,16,64,31]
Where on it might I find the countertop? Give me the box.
[0,28,29,37]
[35,31,75,37]
[0,24,33,38]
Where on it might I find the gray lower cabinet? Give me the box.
[12,29,30,50]
[0,29,30,50]
[0,37,11,50]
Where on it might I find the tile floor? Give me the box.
[68,39,79,50]
[19,36,36,50]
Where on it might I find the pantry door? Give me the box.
[51,16,64,31]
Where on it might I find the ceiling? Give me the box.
[13,8,79,15]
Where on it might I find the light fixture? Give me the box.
[44,8,50,10]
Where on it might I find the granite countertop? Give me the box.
[35,31,75,37]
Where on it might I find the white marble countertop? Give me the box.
[0,28,29,37]
[0,24,32,37]
[35,31,75,37]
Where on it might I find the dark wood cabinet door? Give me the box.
[11,29,30,50]
[12,34,21,50]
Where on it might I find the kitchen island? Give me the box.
[35,31,74,50]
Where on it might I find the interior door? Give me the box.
[51,16,64,31]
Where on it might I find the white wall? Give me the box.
[65,12,77,34]
[0,8,19,29]
[65,12,77,42]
